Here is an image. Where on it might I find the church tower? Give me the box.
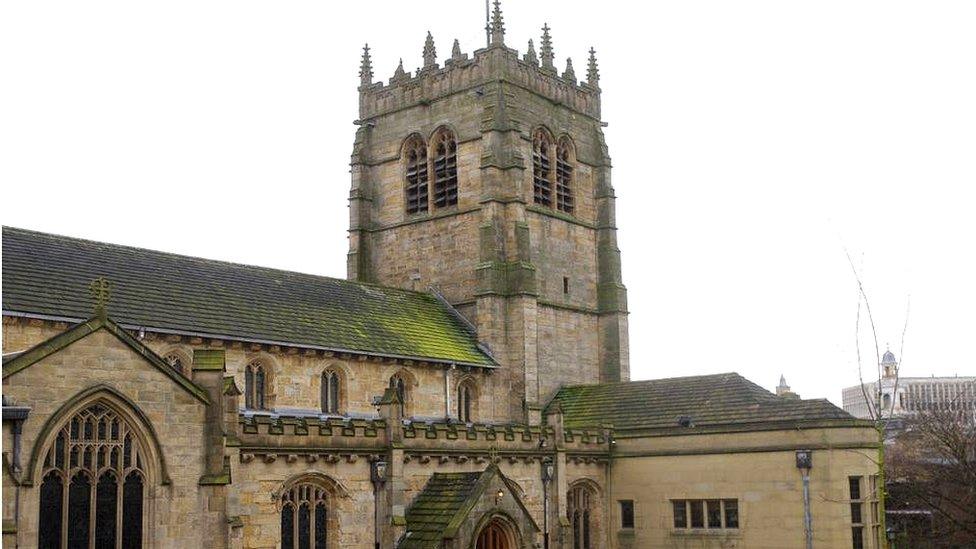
[347,1,628,423]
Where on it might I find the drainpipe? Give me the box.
[3,398,32,540]
[796,450,814,549]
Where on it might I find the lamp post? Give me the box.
[796,450,813,549]
[542,458,554,549]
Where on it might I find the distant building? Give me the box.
[841,350,976,421]
[776,374,799,399]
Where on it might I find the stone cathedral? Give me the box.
[4,3,882,548]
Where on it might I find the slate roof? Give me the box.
[401,471,484,548]
[547,372,864,434]
[1,227,494,367]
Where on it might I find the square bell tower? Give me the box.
[347,1,628,423]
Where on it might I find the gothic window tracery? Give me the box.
[432,129,459,209]
[456,379,475,423]
[38,403,146,549]
[533,129,553,208]
[555,138,575,214]
[568,483,598,549]
[321,370,341,415]
[245,361,268,410]
[280,482,330,549]
[404,135,429,215]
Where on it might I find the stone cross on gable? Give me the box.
[89,277,112,317]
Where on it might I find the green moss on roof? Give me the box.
[547,373,862,433]
[2,226,494,367]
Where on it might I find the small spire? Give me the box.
[422,31,437,69]
[359,43,373,86]
[540,24,555,72]
[586,47,600,86]
[524,39,538,65]
[490,0,505,46]
[452,38,463,60]
[391,58,410,83]
[563,57,576,83]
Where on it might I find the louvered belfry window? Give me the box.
[405,136,429,214]
[533,130,553,208]
[321,371,340,414]
[555,138,575,214]
[280,483,329,549]
[432,129,459,208]
[38,403,146,549]
[246,361,267,410]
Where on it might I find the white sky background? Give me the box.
[2,1,974,405]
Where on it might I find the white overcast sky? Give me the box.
[2,1,974,406]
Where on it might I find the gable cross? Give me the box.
[89,277,112,317]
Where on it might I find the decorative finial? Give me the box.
[563,57,576,83]
[89,277,112,318]
[586,47,600,86]
[422,31,437,69]
[451,38,463,60]
[391,58,409,83]
[540,24,555,72]
[524,39,538,65]
[359,43,373,86]
[490,0,505,46]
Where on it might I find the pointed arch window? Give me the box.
[405,136,429,215]
[245,361,267,410]
[456,380,475,423]
[281,482,330,549]
[390,374,407,416]
[555,138,575,214]
[37,403,146,549]
[568,484,596,549]
[533,130,553,208]
[321,370,341,415]
[432,129,459,209]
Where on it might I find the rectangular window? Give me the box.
[563,276,569,294]
[706,500,722,529]
[619,500,634,529]
[723,500,739,529]
[690,500,704,528]
[850,503,862,525]
[852,526,864,549]
[871,502,879,524]
[673,499,739,530]
[672,501,687,529]
[848,476,862,501]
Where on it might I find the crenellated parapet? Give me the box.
[357,2,602,121]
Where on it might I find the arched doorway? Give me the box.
[476,517,517,549]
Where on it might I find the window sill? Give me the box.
[670,529,741,538]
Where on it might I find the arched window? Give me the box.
[321,370,341,415]
[245,361,267,410]
[555,138,575,214]
[281,482,330,549]
[164,351,188,376]
[404,135,429,215]
[432,128,459,209]
[533,129,553,208]
[456,379,475,423]
[37,403,146,549]
[568,483,598,549]
[390,374,407,416]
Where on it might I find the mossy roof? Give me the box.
[547,372,865,434]
[401,471,484,548]
[2,227,494,367]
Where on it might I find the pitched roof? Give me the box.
[2,227,494,367]
[401,464,536,549]
[547,372,864,434]
[2,314,210,405]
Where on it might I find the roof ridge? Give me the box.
[2,225,434,299]
[556,372,744,391]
